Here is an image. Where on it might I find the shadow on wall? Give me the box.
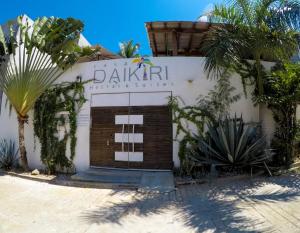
[81,175,300,232]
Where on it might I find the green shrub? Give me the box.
[168,70,241,176]
[255,63,300,166]
[188,116,272,171]
[0,139,18,170]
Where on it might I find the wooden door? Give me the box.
[90,107,130,168]
[90,106,173,169]
[128,106,173,169]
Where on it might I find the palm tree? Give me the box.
[0,16,98,170]
[118,40,140,58]
[201,0,300,95]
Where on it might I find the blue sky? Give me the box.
[0,0,222,55]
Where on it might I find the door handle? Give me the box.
[132,125,135,153]
[106,139,110,146]
[122,124,125,152]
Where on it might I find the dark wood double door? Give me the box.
[90,106,173,169]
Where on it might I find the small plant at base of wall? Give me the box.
[0,139,19,170]
[33,80,89,174]
[188,115,272,175]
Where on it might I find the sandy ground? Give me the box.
[1,174,300,232]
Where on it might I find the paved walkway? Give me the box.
[1,174,300,232]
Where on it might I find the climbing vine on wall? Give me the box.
[168,71,241,175]
[33,80,89,174]
[168,95,214,175]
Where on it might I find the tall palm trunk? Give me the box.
[18,116,29,171]
[255,55,264,96]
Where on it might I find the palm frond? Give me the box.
[118,40,140,58]
[0,16,85,118]
[203,0,299,91]
[201,25,247,77]
[268,0,300,30]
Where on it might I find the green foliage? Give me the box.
[0,15,98,170]
[168,96,214,175]
[33,80,88,174]
[169,71,241,175]
[189,116,270,169]
[0,16,88,117]
[204,71,241,118]
[201,0,300,168]
[118,40,140,58]
[255,63,300,165]
[234,60,266,97]
[202,0,300,95]
[0,139,18,170]
[76,45,101,58]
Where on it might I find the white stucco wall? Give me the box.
[0,57,273,171]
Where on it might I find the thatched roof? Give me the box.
[145,21,221,57]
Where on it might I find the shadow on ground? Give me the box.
[81,174,300,232]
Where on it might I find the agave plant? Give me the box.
[0,139,18,170]
[189,116,271,170]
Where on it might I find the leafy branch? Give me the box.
[33,80,89,174]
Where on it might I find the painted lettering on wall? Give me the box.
[90,58,173,90]
[94,66,169,84]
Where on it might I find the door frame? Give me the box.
[89,91,173,170]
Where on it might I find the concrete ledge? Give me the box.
[55,179,138,190]
[1,168,176,192]
[0,170,137,190]
[2,170,57,183]
[71,168,175,193]
[175,178,207,186]
[138,171,175,193]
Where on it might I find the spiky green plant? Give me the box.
[0,15,98,170]
[202,0,300,95]
[0,139,18,170]
[189,116,271,169]
[118,40,140,58]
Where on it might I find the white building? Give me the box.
[0,19,276,171]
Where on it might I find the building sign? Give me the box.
[91,58,173,90]
[132,56,154,80]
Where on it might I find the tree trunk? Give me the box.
[18,116,29,171]
[286,104,297,166]
[255,55,264,96]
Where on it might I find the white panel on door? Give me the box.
[128,115,143,124]
[115,115,143,125]
[115,152,128,161]
[115,133,143,143]
[128,133,143,143]
[130,92,171,106]
[129,152,143,162]
[115,152,143,162]
[115,115,128,124]
[91,93,129,107]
